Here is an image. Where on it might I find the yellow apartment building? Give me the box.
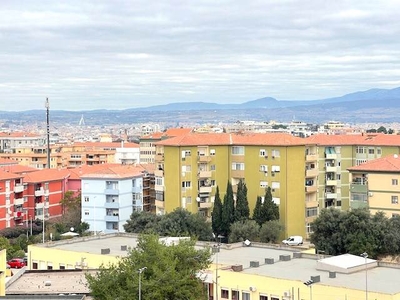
[305,134,400,228]
[154,132,319,238]
[348,154,400,217]
[26,234,400,300]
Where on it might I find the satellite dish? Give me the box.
[196,197,201,202]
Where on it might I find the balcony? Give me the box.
[305,185,317,193]
[350,184,368,194]
[326,179,338,186]
[231,170,245,178]
[14,198,24,206]
[199,186,212,194]
[306,169,318,177]
[132,186,142,193]
[198,170,212,178]
[306,154,318,161]
[36,202,44,209]
[350,200,368,209]
[325,153,337,159]
[155,200,165,209]
[154,169,164,177]
[305,200,319,208]
[104,188,119,195]
[35,188,44,197]
[155,185,164,192]
[14,211,24,219]
[326,166,338,173]
[325,193,337,199]
[155,153,164,161]
[14,184,24,193]
[104,215,119,222]
[198,155,212,162]
[199,202,212,209]
[105,201,119,209]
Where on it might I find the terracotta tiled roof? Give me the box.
[24,169,71,183]
[0,165,38,174]
[80,164,147,179]
[164,128,192,137]
[306,133,400,146]
[348,154,400,172]
[141,132,164,139]
[0,170,22,180]
[72,142,139,149]
[67,164,121,180]
[0,132,40,138]
[157,132,307,146]
[0,158,18,166]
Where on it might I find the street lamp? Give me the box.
[303,279,314,300]
[138,266,147,300]
[360,252,368,300]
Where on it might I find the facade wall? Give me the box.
[367,173,400,217]
[0,249,6,296]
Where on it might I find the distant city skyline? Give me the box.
[1,1,400,111]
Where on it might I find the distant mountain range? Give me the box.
[2,87,400,125]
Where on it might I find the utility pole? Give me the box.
[45,98,50,169]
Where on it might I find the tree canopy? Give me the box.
[86,234,211,300]
[234,180,250,222]
[311,208,400,258]
[211,186,223,236]
[221,181,235,237]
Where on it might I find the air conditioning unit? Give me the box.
[249,286,257,292]
[264,155,268,159]
[368,192,373,197]
[283,291,291,297]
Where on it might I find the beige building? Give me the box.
[348,154,400,217]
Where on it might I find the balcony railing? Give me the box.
[198,155,212,162]
[305,185,318,193]
[35,188,44,197]
[154,169,164,177]
[306,169,318,177]
[199,186,212,194]
[306,154,318,161]
[105,201,119,209]
[14,185,24,193]
[198,170,212,178]
[14,198,24,206]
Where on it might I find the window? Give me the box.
[232,290,239,300]
[271,165,280,172]
[260,149,267,156]
[377,148,382,155]
[232,163,245,171]
[232,146,244,155]
[260,296,268,300]
[306,223,313,234]
[181,150,191,159]
[260,181,268,188]
[242,292,250,300]
[260,165,268,172]
[84,210,89,216]
[271,149,280,157]
[156,177,163,186]
[44,182,49,190]
[393,179,398,185]
[182,165,191,172]
[368,148,375,154]
[211,165,216,171]
[186,196,192,204]
[306,207,318,217]
[210,149,216,156]
[182,181,191,188]
[392,196,398,204]
[356,146,366,154]
[84,197,89,202]
[271,182,280,189]
[221,289,229,299]
[356,159,367,166]
[211,180,216,186]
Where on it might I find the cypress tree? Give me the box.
[263,186,279,221]
[234,179,250,221]
[253,196,263,225]
[211,186,223,236]
[221,181,235,237]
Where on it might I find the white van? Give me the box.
[282,236,303,246]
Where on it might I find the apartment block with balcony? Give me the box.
[80,165,150,233]
[0,171,27,229]
[348,154,400,217]
[23,169,70,223]
[0,132,45,154]
[156,132,314,238]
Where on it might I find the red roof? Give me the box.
[348,154,400,172]
[0,170,22,180]
[67,163,121,180]
[0,165,38,175]
[24,169,71,183]
[157,132,307,147]
[80,165,147,179]
[0,158,19,166]
[0,132,39,138]
[72,142,139,149]
[305,133,400,146]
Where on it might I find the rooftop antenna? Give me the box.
[45,98,50,169]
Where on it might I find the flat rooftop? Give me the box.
[35,234,400,295]
[6,270,94,296]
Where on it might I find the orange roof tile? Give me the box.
[157,132,306,147]
[24,169,71,183]
[305,133,400,146]
[0,158,19,166]
[67,163,122,180]
[0,165,38,174]
[141,132,164,139]
[164,128,192,137]
[72,142,139,149]
[0,132,40,138]
[0,170,22,180]
[80,165,147,179]
[348,154,400,172]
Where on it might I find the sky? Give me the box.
[1,0,400,111]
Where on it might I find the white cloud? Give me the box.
[0,0,400,110]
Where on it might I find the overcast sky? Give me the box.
[1,0,400,111]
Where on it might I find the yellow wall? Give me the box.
[214,266,400,300]
[368,173,400,217]
[27,245,119,270]
[0,249,6,296]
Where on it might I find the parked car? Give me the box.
[282,236,303,246]
[7,258,25,268]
